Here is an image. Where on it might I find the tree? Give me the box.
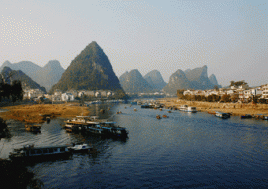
[229,80,248,87]
[221,94,231,102]
[177,89,185,99]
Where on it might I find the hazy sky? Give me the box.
[0,0,267,87]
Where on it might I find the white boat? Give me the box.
[179,105,188,111]
[185,107,197,113]
[215,111,230,119]
[68,143,92,153]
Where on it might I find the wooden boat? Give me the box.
[168,110,172,113]
[162,115,168,118]
[134,108,137,111]
[9,144,72,162]
[215,111,230,119]
[208,111,216,115]
[25,124,41,132]
[241,114,252,119]
[156,115,161,119]
[68,143,92,153]
[179,105,188,111]
[185,107,197,113]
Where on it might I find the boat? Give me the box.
[156,115,161,119]
[68,143,92,153]
[162,115,168,118]
[185,107,197,113]
[64,116,128,138]
[215,111,230,119]
[241,114,252,119]
[168,110,172,113]
[25,124,41,132]
[9,144,72,162]
[179,105,188,111]
[134,108,137,111]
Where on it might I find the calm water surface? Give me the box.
[1,103,268,188]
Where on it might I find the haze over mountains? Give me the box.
[0,60,64,91]
[0,41,221,97]
[163,65,221,95]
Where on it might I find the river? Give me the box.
[1,103,268,188]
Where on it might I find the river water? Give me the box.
[1,103,268,188]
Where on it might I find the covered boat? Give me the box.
[9,144,71,162]
[215,111,230,119]
[68,143,92,153]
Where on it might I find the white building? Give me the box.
[261,84,268,99]
[61,93,75,101]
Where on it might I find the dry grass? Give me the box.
[0,103,90,124]
[158,98,268,116]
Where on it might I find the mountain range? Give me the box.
[163,65,221,95]
[50,41,124,94]
[0,60,64,91]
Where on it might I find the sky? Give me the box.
[0,0,267,87]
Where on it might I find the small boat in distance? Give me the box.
[25,124,41,132]
[179,105,188,111]
[156,115,161,119]
[185,107,197,113]
[215,111,230,119]
[241,114,252,119]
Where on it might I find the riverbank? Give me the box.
[157,98,268,116]
[0,103,90,124]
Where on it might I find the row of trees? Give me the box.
[0,80,23,103]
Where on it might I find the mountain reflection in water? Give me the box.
[1,103,268,188]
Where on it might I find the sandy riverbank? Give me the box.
[0,103,90,124]
[157,98,268,117]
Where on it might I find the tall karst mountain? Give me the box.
[144,70,167,90]
[0,60,65,91]
[119,69,154,94]
[163,65,221,95]
[1,67,46,93]
[50,41,123,93]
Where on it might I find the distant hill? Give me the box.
[0,60,42,76]
[1,67,46,93]
[163,65,221,95]
[0,60,65,91]
[31,60,65,91]
[50,41,123,93]
[119,69,154,94]
[144,70,167,90]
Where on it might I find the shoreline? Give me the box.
[157,98,268,117]
[0,103,90,124]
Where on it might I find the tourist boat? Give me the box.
[25,124,41,132]
[68,143,92,153]
[241,114,252,119]
[64,116,129,138]
[185,107,197,113]
[215,111,230,119]
[9,144,72,162]
[179,105,188,111]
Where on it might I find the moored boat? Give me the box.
[25,124,41,132]
[185,107,197,113]
[179,105,188,111]
[68,143,92,153]
[9,144,72,162]
[241,114,252,119]
[215,111,230,119]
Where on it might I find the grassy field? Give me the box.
[158,98,268,116]
[0,103,90,124]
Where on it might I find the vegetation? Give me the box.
[229,80,248,87]
[0,79,23,103]
[50,41,123,93]
[0,159,43,188]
